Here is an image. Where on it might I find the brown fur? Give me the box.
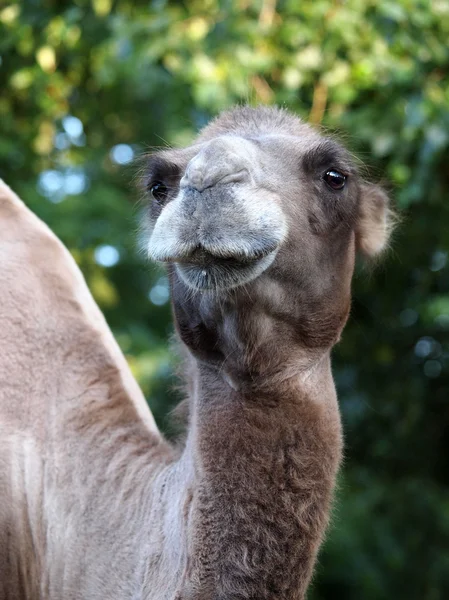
[144,106,392,599]
[0,106,391,600]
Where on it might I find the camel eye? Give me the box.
[150,181,168,203]
[323,170,346,190]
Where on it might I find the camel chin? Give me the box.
[175,250,277,291]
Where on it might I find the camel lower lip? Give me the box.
[175,252,277,291]
[176,262,253,290]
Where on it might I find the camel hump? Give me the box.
[0,179,159,435]
[0,178,24,209]
[0,179,31,231]
[0,178,62,264]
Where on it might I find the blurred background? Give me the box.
[1,0,448,597]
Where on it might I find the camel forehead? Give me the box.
[188,132,324,163]
[146,107,352,181]
[195,106,326,164]
[196,105,317,141]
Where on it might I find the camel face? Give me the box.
[144,107,389,300]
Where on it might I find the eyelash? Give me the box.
[322,169,347,191]
[149,181,168,203]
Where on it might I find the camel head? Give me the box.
[143,107,392,374]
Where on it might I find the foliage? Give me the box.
[1,0,448,597]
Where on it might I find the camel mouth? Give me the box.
[175,250,277,291]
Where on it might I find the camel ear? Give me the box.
[356,183,393,257]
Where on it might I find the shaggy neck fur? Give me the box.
[173,359,341,600]
[163,257,346,599]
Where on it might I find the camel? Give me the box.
[0,106,391,600]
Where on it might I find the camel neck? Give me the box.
[174,354,342,599]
